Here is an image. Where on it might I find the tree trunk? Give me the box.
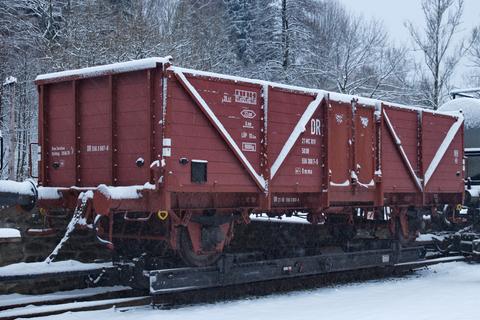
[7,83,16,180]
[281,0,289,71]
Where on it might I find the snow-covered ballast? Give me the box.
[4,56,463,266]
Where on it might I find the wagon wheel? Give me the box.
[177,226,222,267]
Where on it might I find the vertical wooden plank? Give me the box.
[159,70,172,212]
[374,102,384,207]
[461,122,465,202]
[259,84,270,210]
[321,95,330,207]
[109,75,118,186]
[350,99,357,194]
[372,107,375,178]
[417,110,424,206]
[147,69,155,183]
[39,85,47,186]
[73,80,81,186]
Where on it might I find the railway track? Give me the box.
[0,261,129,296]
[0,293,150,319]
[0,260,148,318]
[150,254,469,308]
[0,253,471,318]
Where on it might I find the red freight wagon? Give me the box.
[32,57,464,266]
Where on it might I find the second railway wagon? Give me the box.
[31,57,464,266]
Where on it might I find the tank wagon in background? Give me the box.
[3,57,465,266]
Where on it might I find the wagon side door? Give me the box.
[328,99,376,204]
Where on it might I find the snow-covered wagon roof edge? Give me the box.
[35,56,173,83]
[170,66,461,117]
[34,56,461,118]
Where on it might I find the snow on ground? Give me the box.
[0,260,112,277]
[0,228,21,238]
[0,286,130,307]
[416,233,447,242]
[1,296,148,319]
[25,261,479,320]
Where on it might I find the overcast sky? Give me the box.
[337,0,480,88]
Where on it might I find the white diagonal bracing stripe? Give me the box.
[174,71,267,191]
[423,115,464,187]
[270,93,325,179]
